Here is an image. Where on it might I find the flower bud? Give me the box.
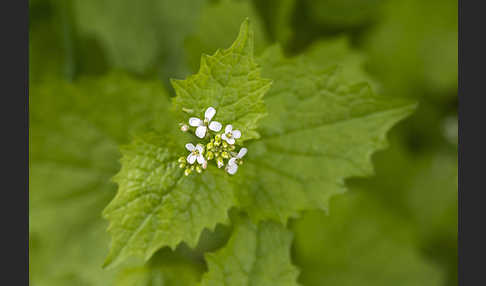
[180,124,189,132]
[214,134,221,146]
[184,167,192,176]
[206,151,214,160]
[206,141,214,150]
[216,157,224,168]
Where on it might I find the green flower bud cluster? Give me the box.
[204,135,237,169]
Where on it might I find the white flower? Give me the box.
[180,124,189,132]
[221,124,241,145]
[226,147,247,175]
[188,107,222,138]
[186,143,206,165]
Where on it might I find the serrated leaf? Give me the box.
[235,45,416,223]
[29,73,173,285]
[102,20,272,267]
[172,19,272,142]
[103,134,239,268]
[200,216,300,286]
[103,22,416,267]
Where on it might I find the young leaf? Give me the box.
[236,45,417,223]
[172,18,272,142]
[102,20,271,267]
[103,134,238,267]
[200,216,300,286]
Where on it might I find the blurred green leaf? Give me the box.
[114,249,204,286]
[252,0,296,45]
[363,0,457,99]
[200,216,300,286]
[73,0,206,79]
[292,192,445,286]
[349,137,458,285]
[30,73,174,285]
[304,0,384,30]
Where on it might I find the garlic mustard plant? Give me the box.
[178,107,247,176]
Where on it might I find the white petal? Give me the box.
[197,154,206,164]
[225,124,233,133]
[185,143,195,151]
[226,164,238,175]
[196,144,204,153]
[195,126,207,138]
[232,130,241,139]
[208,121,222,132]
[205,107,216,121]
[226,137,235,145]
[237,147,247,158]
[228,158,237,166]
[221,133,228,141]
[187,154,196,164]
[189,117,202,127]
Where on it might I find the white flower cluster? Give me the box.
[178,107,247,176]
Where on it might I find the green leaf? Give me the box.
[184,0,269,72]
[114,247,205,286]
[200,216,300,286]
[102,20,271,267]
[103,134,238,267]
[354,141,458,242]
[301,37,379,90]
[29,73,173,285]
[102,22,416,267]
[292,193,445,286]
[172,18,272,142]
[236,44,416,223]
[116,264,200,286]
